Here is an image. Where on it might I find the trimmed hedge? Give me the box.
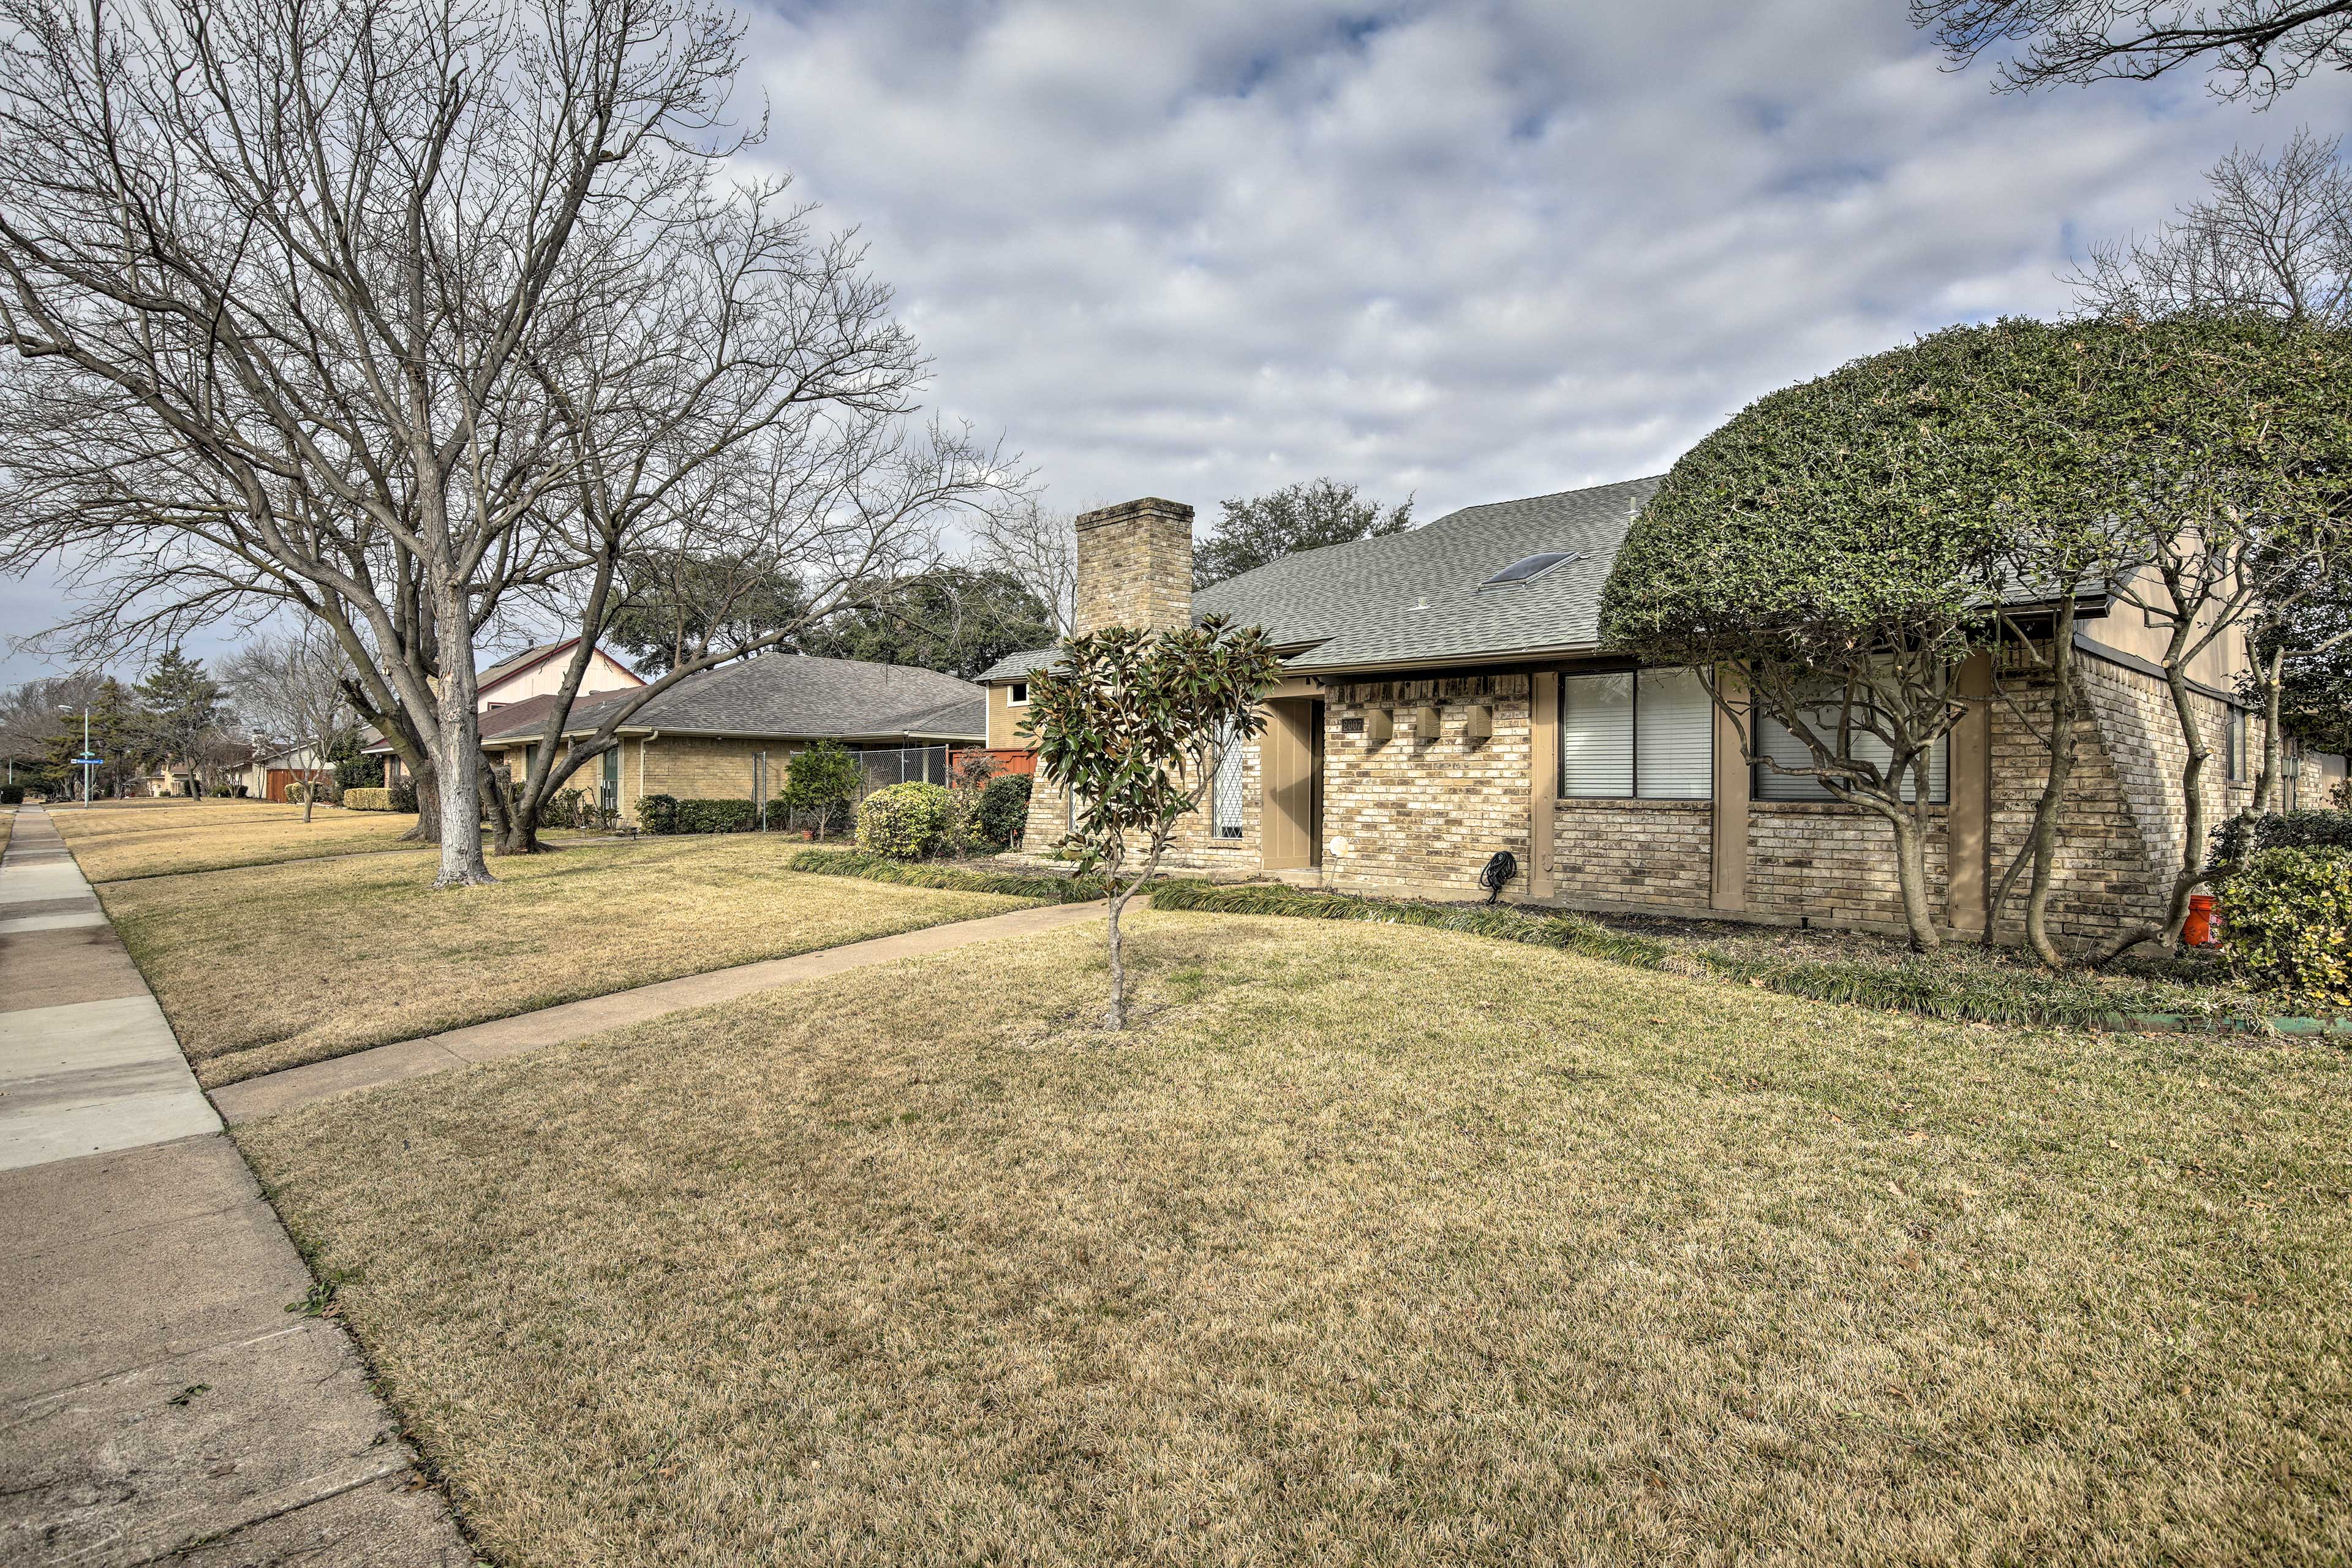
[675,797,756,834]
[638,793,679,834]
[856,781,954,859]
[1147,880,1674,968]
[1,785,24,805]
[788,848,1108,902]
[2216,846,2352,1009]
[342,786,394,812]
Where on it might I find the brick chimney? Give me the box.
[1072,497,1194,635]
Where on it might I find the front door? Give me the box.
[1261,698,1325,871]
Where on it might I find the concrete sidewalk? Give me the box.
[213,893,1114,1125]
[0,806,472,1566]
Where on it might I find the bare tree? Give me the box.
[1914,0,2352,101]
[2074,130,2352,326]
[470,176,1027,853]
[224,628,362,823]
[0,0,745,886]
[974,499,1079,638]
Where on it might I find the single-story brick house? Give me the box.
[978,487,2348,941]
[365,637,648,785]
[477,652,986,823]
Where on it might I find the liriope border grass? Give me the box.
[1139,878,2349,1038]
[788,848,1110,903]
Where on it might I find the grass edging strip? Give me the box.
[1146,878,2352,1039]
[788,848,1110,903]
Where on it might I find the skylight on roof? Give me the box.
[1479,550,1580,590]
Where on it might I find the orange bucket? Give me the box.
[2185,893,2217,948]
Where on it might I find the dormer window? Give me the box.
[1007,680,1029,706]
[1480,551,1580,590]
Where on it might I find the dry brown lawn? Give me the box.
[104,835,1033,1086]
[239,911,2352,1567]
[53,798,426,880]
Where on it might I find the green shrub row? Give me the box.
[2211,807,2352,867]
[636,794,763,834]
[1145,880,1675,969]
[788,848,1107,903]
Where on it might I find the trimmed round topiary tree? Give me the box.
[977,773,1032,848]
[856,780,954,860]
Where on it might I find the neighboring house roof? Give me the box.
[477,654,987,745]
[477,637,644,696]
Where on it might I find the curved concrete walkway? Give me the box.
[0,807,472,1566]
[212,892,1115,1125]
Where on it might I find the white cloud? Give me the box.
[7,0,2347,682]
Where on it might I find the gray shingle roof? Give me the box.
[1197,477,1664,671]
[478,654,986,745]
[976,476,1666,681]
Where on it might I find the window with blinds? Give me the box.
[1559,668,1713,799]
[1752,696,1948,803]
[1211,729,1246,837]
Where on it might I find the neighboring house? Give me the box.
[476,653,986,822]
[364,638,646,783]
[137,741,256,798]
[978,488,2351,942]
[238,741,337,802]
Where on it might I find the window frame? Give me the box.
[1006,680,1029,707]
[2225,706,2247,783]
[1557,665,1714,802]
[1750,690,1950,806]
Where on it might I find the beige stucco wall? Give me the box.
[987,684,1035,751]
[480,646,641,712]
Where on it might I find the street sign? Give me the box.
[69,755,102,766]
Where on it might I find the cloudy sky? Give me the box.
[4,0,2348,685]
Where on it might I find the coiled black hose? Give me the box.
[1478,850,1518,905]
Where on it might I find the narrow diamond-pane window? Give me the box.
[1212,730,1246,838]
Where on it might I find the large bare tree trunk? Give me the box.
[2020,606,2082,968]
[2250,645,2288,813]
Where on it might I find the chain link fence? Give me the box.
[855,744,950,797]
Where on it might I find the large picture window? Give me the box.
[1752,693,1948,804]
[1559,667,1713,799]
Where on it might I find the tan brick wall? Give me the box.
[1321,674,1532,900]
[1550,799,1713,912]
[1019,730,1261,870]
[1745,802,1954,930]
[628,737,796,826]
